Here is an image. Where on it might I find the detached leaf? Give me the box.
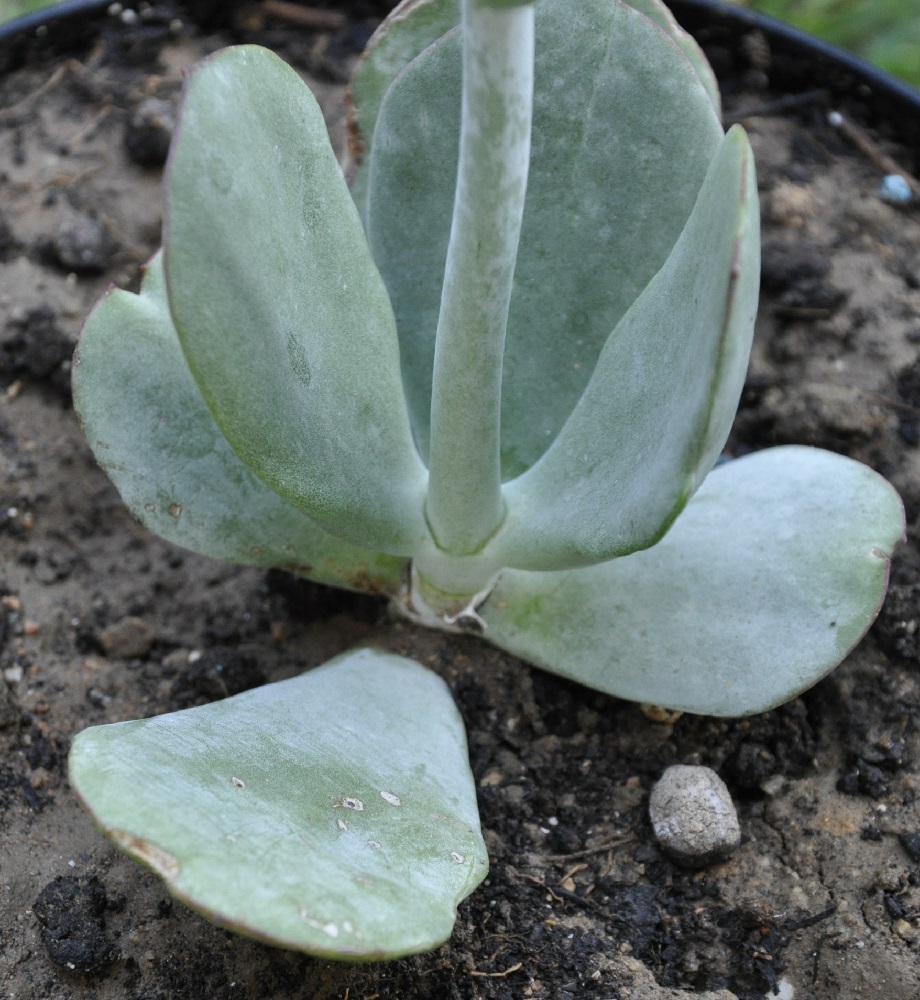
[481,447,905,716]
[493,127,759,570]
[165,46,428,555]
[366,0,723,474]
[73,255,406,594]
[69,648,488,960]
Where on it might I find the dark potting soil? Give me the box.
[1,3,920,998]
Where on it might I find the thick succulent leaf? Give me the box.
[625,0,721,114]
[165,45,428,556]
[69,648,488,960]
[480,447,905,717]
[491,127,759,570]
[348,0,461,216]
[348,0,720,212]
[366,0,723,475]
[73,256,406,594]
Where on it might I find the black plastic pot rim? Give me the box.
[1,0,918,117]
[0,0,112,43]
[668,0,920,110]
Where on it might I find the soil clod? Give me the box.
[33,875,118,975]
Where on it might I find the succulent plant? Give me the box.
[69,0,903,959]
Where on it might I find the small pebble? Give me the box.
[99,616,154,659]
[877,174,913,206]
[773,978,796,1000]
[894,918,917,942]
[649,764,740,868]
[760,773,785,797]
[54,215,116,273]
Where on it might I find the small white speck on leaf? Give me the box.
[337,819,348,832]
[380,791,401,806]
[367,840,382,850]
[231,776,245,789]
[340,797,364,811]
[298,908,339,938]
[451,851,466,864]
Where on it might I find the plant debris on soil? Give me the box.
[1,3,920,999]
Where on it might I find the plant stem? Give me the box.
[425,0,534,556]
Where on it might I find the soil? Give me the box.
[1,3,920,999]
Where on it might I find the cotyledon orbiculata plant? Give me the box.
[68,0,904,961]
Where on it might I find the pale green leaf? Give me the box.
[481,447,905,716]
[491,127,759,570]
[165,45,428,555]
[73,255,406,594]
[348,0,461,218]
[349,0,720,210]
[625,0,722,113]
[366,0,723,475]
[69,648,488,959]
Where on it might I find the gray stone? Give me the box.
[54,215,116,273]
[649,764,740,868]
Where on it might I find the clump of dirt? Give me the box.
[1,4,920,999]
[33,875,120,975]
